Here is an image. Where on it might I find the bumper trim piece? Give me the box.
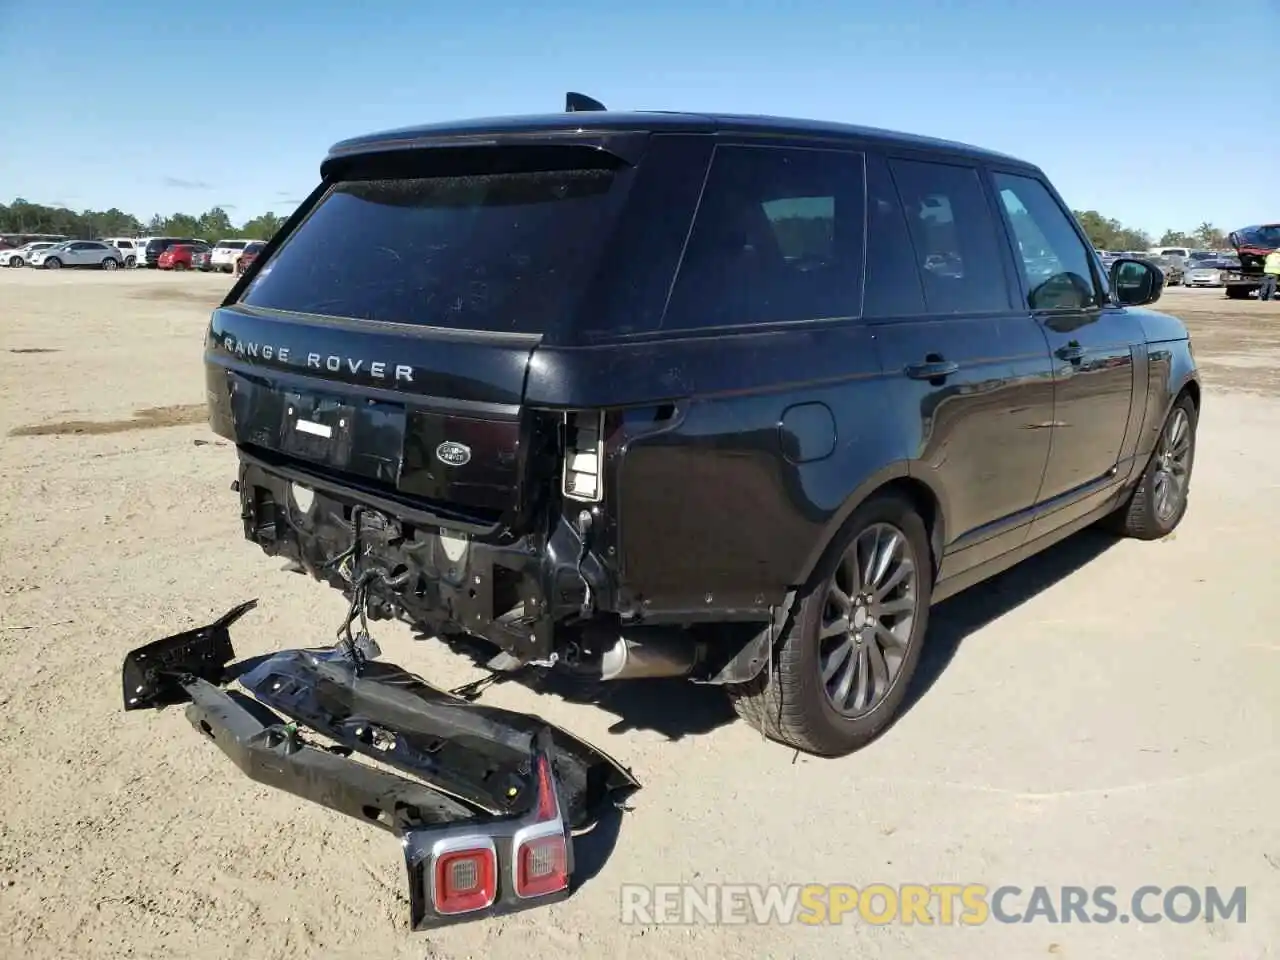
[120,601,640,929]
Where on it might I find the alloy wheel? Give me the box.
[818,523,920,718]
[1153,407,1192,522]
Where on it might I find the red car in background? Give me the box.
[235,240,267,276]
[157,242,212,270]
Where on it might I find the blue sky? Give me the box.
[2,0,1276,236]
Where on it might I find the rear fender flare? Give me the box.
[704,464,947,687]
[793,462,949,593]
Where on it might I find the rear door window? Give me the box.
[887,158,1012,314]
[240,163,624,335]
[661,144,864,330]
[863,154,927,318]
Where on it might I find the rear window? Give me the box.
[217,240,246,250]
[240,168,620,334]
[659,144,865,330]
[244,241,265,254]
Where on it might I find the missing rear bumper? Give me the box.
[234,455,618,664]
[121,600,640,929]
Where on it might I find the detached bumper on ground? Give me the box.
[120,599,640,929]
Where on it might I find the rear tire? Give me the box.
[124,256,136,268]
[1225,287,1250,299]
[7,256,20,268]
[727,493,933,756]
[102,257,118,271]
[1104,394,1197,540]
[44,257,61,269]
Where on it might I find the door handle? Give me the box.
[904,358,960,381]
[1055,345,1085,363]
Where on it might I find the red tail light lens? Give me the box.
[431,841,497,915]
[515,834,568,898]
[512,750,570,898]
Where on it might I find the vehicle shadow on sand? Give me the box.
[421,528,1121,747]
[898,528,1120,718]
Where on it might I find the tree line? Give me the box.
[0,195,1236,254]
[0,199,287,242]
[1070,211,1231,252]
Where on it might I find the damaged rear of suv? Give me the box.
[126,93,1199,926]
[196,94,1197,765]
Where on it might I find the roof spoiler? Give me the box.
[565,91,607,113]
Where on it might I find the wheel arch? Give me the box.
[1179,375,1200,412]
[794,465,947,591]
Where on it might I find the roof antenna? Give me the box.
[565,91,607,113]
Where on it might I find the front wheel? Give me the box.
[124,256,136,268]
[43,257,62,269]
[1104,394,1197,540]
[7,256,20,268]
[727,493,933,756]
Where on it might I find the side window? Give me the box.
[887,158,1011,314]
[864,155,926,317]
[662,145,864,330]
[993,171,1099,310]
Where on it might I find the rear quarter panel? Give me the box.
[527,324,901,621]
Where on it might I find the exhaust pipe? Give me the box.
[580,625,702,681]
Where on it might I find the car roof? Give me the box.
[325,109,1034,170]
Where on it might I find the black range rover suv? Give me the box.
[206,98,1199,757]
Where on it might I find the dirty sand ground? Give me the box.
[0,269,1277,960]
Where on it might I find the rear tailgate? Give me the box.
[208,307,539,523]
[206,141,642,527]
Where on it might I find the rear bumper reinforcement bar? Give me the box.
[120,599,640,929]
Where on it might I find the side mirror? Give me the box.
[1109,257,1163,307]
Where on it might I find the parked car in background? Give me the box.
[191,246,213,271]
[28,240,124,270]
[210,239,255,273]
[4,241,57,267]
[1183,256,1226,287]
[157,242,212,270]
[234,240,266,275]
[1151,246,1193,260]
[140,236,208,268]
[99,237,140,268]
